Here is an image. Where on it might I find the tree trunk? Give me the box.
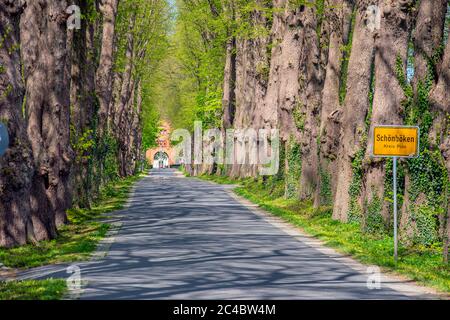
[264,0,303,142]
[107,70,122,144]
[112,13,135,177]
[400,0,448,245]
[362,0,415,226]
[332,0,379,222]
[221,0,236,133]
[220,1,236,177]
[222,37,236,130]
[429,24,450,263]
[297,2,324,201]
[21,0,73,234]
[96,0,119,136]
[314,0,354,207]
[123,78,136,176]
[0,0,35,247]
[412,0,448,88]
[69,0,97,209]
[134,81,143,173]
[231,0,271,178]
[114,15,135,135]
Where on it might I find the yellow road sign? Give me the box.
[372,126,419,158]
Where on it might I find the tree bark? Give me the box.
[315,0,354,207]
[123,77,136,176]
[134,81,143,173]
[69,0,97,209]
[0,0,35,247]
[332,0,379,222]
[96,0,119,136]
[114,14,135,135]
[429,24,450,263]
[222,37,236,130]
[412,0,448,87]
[297,3,324,201]
[231,0,271,178]
[112,12,135,177]
[264,0,304,142]
[362,0,415,224]
[400,0,448,245]
[21,0,73,234]
[108,71,123,135]
[220,0,236,177]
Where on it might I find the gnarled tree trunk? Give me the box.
[69,0,97,209]
[21,0,73,234]
[314,0,354,207]
[0,0,35,247]
[399,0,447,245]
[133,81,143,173]
[412,0,448,89]
[297,3,324,201]
[264,0,304,143]
[114,14,135,177]
[96,0,119,136]
[429,23,450,263]
[123,77,136,176]
[362,0,415,226]
[222,37,236,131]
[333,0,379,222]
[231,0,271,178]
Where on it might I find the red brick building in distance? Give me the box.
[145,122,177,168]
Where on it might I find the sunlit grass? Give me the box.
[0,279,66,300]
[198,174,450,294]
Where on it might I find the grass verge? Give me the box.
[197,174,450,294]
[0,279,67,300]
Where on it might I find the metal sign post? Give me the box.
[393,156,398,262]
[372,125,420,263]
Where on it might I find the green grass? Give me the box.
[197,174,450,294]
[0,279,67,300]
[0,174,142,269]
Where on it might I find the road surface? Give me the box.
[20,169,433,299]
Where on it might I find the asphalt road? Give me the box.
[20,169,429,299]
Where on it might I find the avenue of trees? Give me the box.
[0,0,169,247]
[1,0,450,264]
[163,0,450,262]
